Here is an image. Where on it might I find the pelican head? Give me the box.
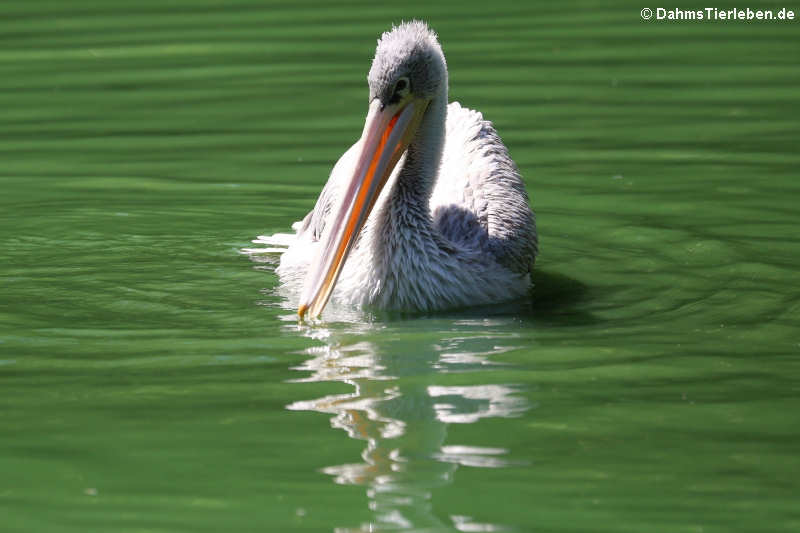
[298,21,447,319]
[367,21,448,108]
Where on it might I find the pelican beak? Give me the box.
[298,97,428,320]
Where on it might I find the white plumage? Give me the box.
[245,21,537,318]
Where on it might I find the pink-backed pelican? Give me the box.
[249,21,537,319]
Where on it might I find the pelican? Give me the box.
[249,21,537,319]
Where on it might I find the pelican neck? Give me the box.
[392,92,448,203]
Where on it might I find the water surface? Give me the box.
[2,1,799,532]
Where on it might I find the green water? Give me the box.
[2,1,799,531]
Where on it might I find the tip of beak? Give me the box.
[298,304,308,320]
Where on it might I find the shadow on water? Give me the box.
[284,320,532,532]
[527,269,595,326]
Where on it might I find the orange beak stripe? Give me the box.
[298,111,401,320]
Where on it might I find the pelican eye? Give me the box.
[389,76,410,103]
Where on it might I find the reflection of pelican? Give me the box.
[249,21,537,319]
[285,323,530,531]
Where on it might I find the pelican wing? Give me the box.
[245,142,360,259]
[295,140,363,243]
[431,102,538,274]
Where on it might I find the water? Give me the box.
[2,1,799,531]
